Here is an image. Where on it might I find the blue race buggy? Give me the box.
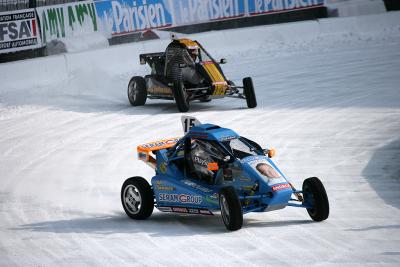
[121,116,329,231]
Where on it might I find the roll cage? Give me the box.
[139,40,221,79]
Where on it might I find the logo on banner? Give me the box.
[37,1,98,43]
[0,9,42,53]
[94,0,172,36]
[251,0,325,15]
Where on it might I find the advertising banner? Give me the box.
[167,0,246,25]
[0,9,42,54]
[36,1,99,43]
[94,0,173,37]
[94,0,325,37]
[247,0,326,16]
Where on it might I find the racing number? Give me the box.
[181,116,201,134]
[184,118,195,133]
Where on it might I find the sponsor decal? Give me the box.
[193,156,209,167]
[199,209,212,215]
[156,185,175,191]
[141,138,179,149]
[0,9,42,53]
[219,135,236,142]
[183,180,212,193]
[172,207,188,213]
[159,193,203,204]
[155,180,174,190]
[188,208,199,214]
[272,183,291,192]
[190,132,209,139]
[159,162,167,174]
[160,206,213,215]
[239,176,251,182]
[247,158,287,186]
[148,86,172,95]
[240,155,262,163]
[157,206,172,212]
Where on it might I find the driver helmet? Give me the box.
[187,46,199,61]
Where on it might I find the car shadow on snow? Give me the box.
[12,211,314,236]
[362,138,400,209]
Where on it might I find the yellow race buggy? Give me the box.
[128,37,257,112]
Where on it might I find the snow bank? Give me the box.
[1,12,399,98]
[327,0,387,17]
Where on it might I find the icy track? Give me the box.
[1,12,400,266]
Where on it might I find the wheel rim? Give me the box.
[220,195,230,225]
[123,185,142,215]
[128,81,137,102]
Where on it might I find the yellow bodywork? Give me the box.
[177,38,228,95]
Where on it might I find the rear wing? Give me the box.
[137,137,180,168]
[139,52,165,65]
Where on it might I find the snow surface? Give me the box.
[1,12,400,266]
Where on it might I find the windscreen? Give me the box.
[221,137,262,159]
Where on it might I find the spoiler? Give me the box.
[137,137,180,168]
[139,52,165,65]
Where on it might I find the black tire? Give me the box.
[173,81,190,112]
[302,177,329,222]
[243,77,257,108]
[127,76,147,106]
[121,177,154,220]
[219,187,243,231]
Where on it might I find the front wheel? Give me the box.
[173,81,190,112]
[127,76,147,106]
[219,187,243,231]
[302,177,329,222]
[243,77,257,108]
[121,177,154,220]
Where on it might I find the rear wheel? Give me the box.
[121,177,154,220]
[219,187,243,231]
[127,76,147,106]
[302,177,329,222]
[243,77,257,108]
[173,81,190,112]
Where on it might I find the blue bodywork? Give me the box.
[150,123,306,215]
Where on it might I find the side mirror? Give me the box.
[219,58,227,64]
[140,57,146,65]
[263,148,276,158]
